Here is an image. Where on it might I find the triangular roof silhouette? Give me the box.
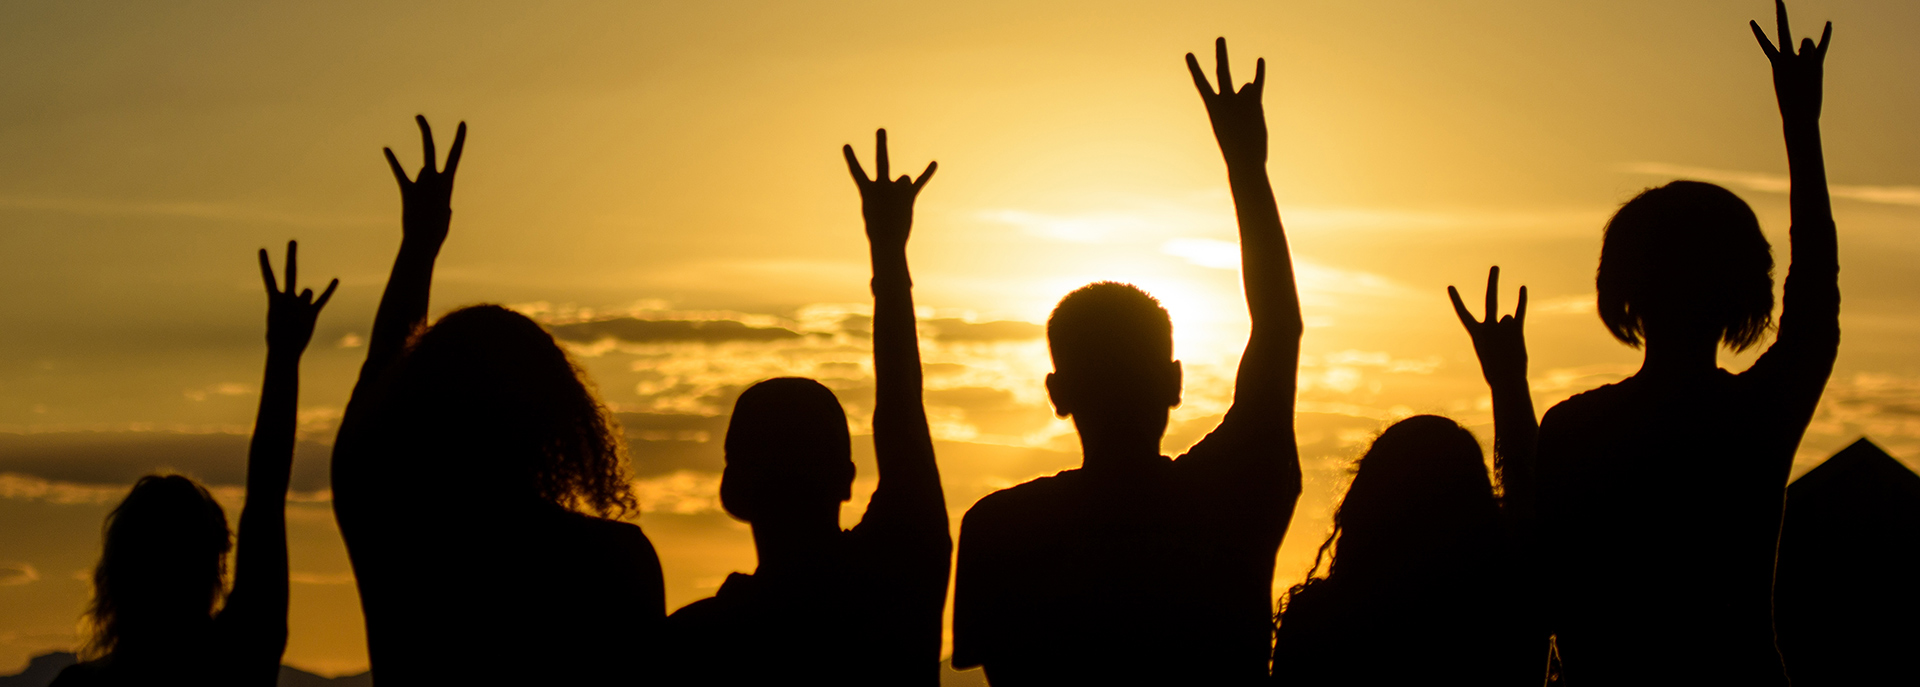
[1775,438,1920,687]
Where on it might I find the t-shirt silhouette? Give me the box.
[954,430,1295,686]
[664,478,949,685]
[1537,255,1837,685]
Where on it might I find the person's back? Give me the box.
[663,132,950,685]
[1270,416,1541,686]
[330,119,666,684]
[952,39,1301,686]
[1536,8,1840,682]
[55,245,334,687]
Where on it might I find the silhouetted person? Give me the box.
[1272,270,1545,685]
[54,244,337,686]
[664,131,950,685]
[951,39,1301,686]
[329,118,665,685]
[1534,5,1838,684]
[1775,438,1920,686]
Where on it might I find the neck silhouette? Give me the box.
[1637,314,1724,380]
[749,499,842,577]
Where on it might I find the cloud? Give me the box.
[1622,163,1920,207]
[288,571,355,585]
[0,432,334,493]
[549,318,802,345]
[924,318,1043,342]
[617,413,727,477]
[632,470,723,515]
[0,563,38,586]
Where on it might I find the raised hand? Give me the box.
[383,115,468,247]
[258,241,338,356]
[1186,37,1267,170]
[1449,266,1528,386]
[1751,0,1831,124]
[844,129,937,252]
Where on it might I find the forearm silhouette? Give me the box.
[333,116,465,497]
[843,129,946,535]
[226,242,335,685]
[1449,267,1538,536]
[1184,37,1303,498]
[1745,0,1839,402]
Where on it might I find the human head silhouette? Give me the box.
[1044,282,1182,447]
[719,378,854,524]
[377,305,635,517]
[1598,180,1775,353]
[84,474,230,659]
[1314,416,1501,583]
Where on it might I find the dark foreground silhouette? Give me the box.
[664,131,951,685]
[1535,4,1839,684]
[1272,271,1545,685]
[952,39,1302,686]
[329,118,665,685]
[52,245,334,687]
[1775,438,1920,686]
[3,652,372,687]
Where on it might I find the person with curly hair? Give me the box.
[329,118,664,685]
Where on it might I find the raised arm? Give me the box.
[1449,267,1537,535]
[1183,39,1302,475]
[841,130,947,535]
[1747,1,1839,386]
[332,117,465,490]
[221,242,335,683]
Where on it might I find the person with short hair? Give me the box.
[951,38,1303,686]
[1535,4,1840,683]
[663,130,950,685]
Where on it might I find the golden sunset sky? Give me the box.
[3,0,1918,677]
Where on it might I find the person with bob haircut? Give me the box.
[1534,3,1840,684]
[952,38,1302,686]
[663,130,950,685]
[1272,269,1547,685]
[329,117,665,685]
[54,244,337,686]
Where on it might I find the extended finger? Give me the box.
[875,129,890,182]
[1252,57,1266,95]
[1485,266,1500,324]
[284,240,298,294]
[384,148,409,186]
[843,144,869,184]
[913,161,938,193]
[1774,0,1793,53]
[1816,21,1832,55]
[1447,286,1475,328]
[315,279,339,310]
[258,249,278,295]
[1515,285,1528,325]
[1186,53,1216,98]
[1214,38,1232,95]
[444,122,468,178]
[1750,21,1779,58]
[416,115,437,174]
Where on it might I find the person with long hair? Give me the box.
[54,244,336,686]
[1535,3,1838,683]
[1271,269,1545,685]
[328,117,665,684]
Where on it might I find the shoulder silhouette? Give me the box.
[666,131,950,686]
[1534,4,1839,684]
[328,117,665,685]
[952,39,1302,686]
